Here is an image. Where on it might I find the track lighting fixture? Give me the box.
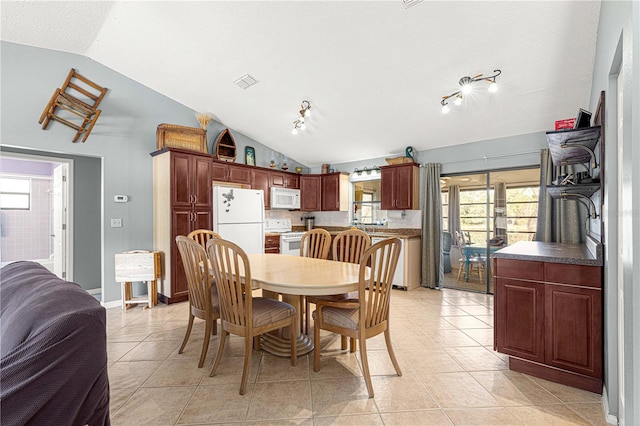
[441,69,501,113]
[292,100,311,134]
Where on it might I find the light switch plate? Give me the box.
[111,218,123,228]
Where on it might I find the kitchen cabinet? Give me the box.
[252,169,271,210]
[211,161,253,185]
[300,175,322,211]
[270,171,300,189]
[321,173,349,211]
[380,163,420,210]
[265,234,280,254]
[153,148,212,303]
[494,252,603,393]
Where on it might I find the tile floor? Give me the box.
[106,287,608,425]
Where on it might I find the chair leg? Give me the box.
[209,330,228,377]
[212,318,217,335]
[350,337,356,353]
[384,328,402,377]
[199,318,212,368]
[304,297,310,335]
[178,314,195,354]
[358,336,374,398]
[457,261,464,280]
[239,335,253,395]
[341,335,347,350]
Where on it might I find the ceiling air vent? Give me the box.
[233,73,258,89]
[402,0,423,9]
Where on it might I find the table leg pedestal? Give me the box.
[260,290,314,356]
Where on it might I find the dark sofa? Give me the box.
[0,261,110,426]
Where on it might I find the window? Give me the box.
[459,188,491,244]
[0,177,31,210]
[505,186,539,244]
[352,177,384,225]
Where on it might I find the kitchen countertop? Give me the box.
[307,226,421,240]
[493,240,602,266]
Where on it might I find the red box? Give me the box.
[555,118,576,130]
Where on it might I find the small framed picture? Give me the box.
[245,146,256,166]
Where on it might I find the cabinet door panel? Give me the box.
[380,168,394,210]
[193,156,212,208]
[285,174,300,189]
[171,209,192,297]
[496,259,544,281]
[211,162,229,181]
[545,284,602,377]
[252,170,271,210]
[321,174,339,211]
[544,263,602,288]
[394,166,413,209]
[171,153,192,207]
[193,210,212,231]
[495,278,545,363]
[270,172,286,187]
[228,165,252,184]
[300,175,321,211]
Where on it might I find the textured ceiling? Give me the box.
[1,1,601,167]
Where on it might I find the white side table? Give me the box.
[115,251,162,310]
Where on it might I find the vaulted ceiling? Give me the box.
[1,1,601,167]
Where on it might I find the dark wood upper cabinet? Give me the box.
[300,175,321,211]
[270,172,286,187]
[252,169,271,210]
[285,174,300,189]
[321,173,349,211]
[228,164,252,185]
[380,163,420,210]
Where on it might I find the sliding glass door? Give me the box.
[441,167,539,294]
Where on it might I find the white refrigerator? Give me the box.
[213,186,265,254]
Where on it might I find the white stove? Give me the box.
[264,218,304,255]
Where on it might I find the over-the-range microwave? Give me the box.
[270,187,300,209]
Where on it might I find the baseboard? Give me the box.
[101,300,121,309]
[601,385,619,425]
[86,287,101,295]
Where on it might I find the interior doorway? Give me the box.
[0,153,73,281]
[441,167,540,294]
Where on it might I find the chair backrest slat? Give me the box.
[207,238,251,329]
[359,238,401,330]
[175,236,212,312]
[332,229,371,264]
[188,229,221,250]
[300,229,331,259]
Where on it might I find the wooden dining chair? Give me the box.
[175,236,220,368]
[187,229,221,250]
[305,229,371,348]
[312,237,403,398]
[300,228,331,259]
[299,228,331,332]
[206,238,297,395]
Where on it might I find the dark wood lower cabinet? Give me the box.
[494,258,603,394]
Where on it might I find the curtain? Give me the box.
[493,182,507,243]
[448,185,461,246]
[535,149,582,243]
[420,163,443,289]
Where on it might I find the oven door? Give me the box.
[280,236,301,255]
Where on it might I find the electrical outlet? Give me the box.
[111,218,122,228]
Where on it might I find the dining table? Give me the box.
[244,253,363,356]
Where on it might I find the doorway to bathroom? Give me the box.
[0,153,72,281]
